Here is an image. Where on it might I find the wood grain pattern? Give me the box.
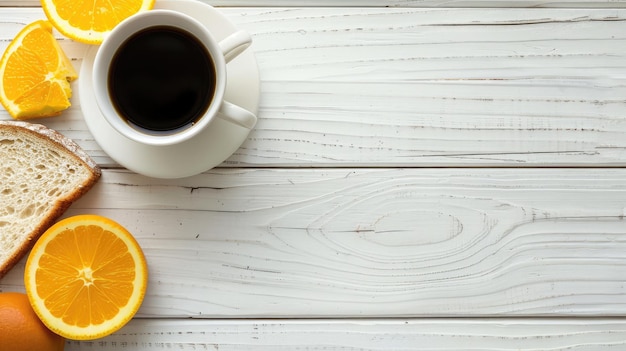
[61,318,626,350]
[1,8,626,167]
[2,168,624,317]
[3,0,626,8]
[221,7,626,167]
[1,3,625,350]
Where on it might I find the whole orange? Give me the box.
[0,292,65,351]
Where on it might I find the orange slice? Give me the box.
[41,0,156,44]
[24,215,148,340]
[0,20,77,119]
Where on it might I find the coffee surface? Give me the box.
[108,26,216,132]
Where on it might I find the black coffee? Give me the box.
[108,25,216,132]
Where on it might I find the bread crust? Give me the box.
[0,120,101,278]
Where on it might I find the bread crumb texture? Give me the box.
[0,120,100,277]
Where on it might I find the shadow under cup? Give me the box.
[93,10,239,146]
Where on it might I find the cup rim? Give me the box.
[92,9,227,147]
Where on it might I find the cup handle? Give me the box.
[219,30,252,63]
[218,100,257,129]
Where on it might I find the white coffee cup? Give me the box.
[93,10,257,146]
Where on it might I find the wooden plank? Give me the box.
[2,0,626,9]
[61,318,626,350]
[222,7,626,167]
[1,8,626,167]
[2,168,624,317]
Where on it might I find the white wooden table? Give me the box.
[1,0,626,349]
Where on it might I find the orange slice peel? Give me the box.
[41,0,156,44]
[0,20,77,119]
[24,214,148,340]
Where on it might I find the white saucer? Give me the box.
[79,0,259,178]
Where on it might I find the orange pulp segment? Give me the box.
[40,0,156,44]
[0,20,77,119]
[24,214,148,340]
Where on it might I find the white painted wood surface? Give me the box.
[0,1,625,350]
[62,318,626,350]
[3,0,626,8]
[3,168,626,317]
[2,7,626,167]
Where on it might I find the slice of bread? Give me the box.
[0,120,101,278]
